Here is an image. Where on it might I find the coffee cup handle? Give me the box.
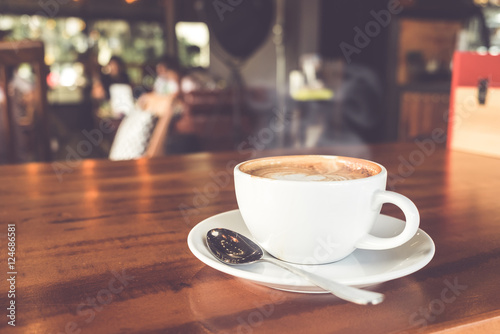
[355,191,420,250]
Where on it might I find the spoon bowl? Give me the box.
[206,228,385,305]
[207,228,263,264]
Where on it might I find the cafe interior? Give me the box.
[2,0,500,333]
[2,0,496,162]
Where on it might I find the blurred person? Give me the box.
[327,62,383,144]
[137,55,203,155]
[6,66,37,161]
[290,57,382,157]
[152,55,181,96]
[98,56,131,100]
[137,56,182,116]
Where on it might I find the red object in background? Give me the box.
[448,51,500,145]
[450,52,500,87]
[46,71,59,89]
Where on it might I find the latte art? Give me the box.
[239,156,380,182]
[251,167,360,181]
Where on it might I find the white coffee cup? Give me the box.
[234,155,420,264]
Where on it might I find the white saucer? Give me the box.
[187,210,435,293]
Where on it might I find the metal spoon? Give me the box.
[206,228,384,305]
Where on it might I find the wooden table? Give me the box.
[1,143,500,333]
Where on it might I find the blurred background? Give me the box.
[0,0,497,164]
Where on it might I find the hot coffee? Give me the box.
[234,155,420,264]
[239,155,381,182]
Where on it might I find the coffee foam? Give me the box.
[239,156,381,182]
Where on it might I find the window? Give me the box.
[0,15,165,104]
[175,22,210,68]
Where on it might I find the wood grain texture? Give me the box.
[1,143,500,333]
[398,92,449,142]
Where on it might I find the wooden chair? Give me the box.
[109,89,253,160]
[108,93,178,160]
[137,90,241,157]
[142,93,178,158]
[0,40,51,163]
[171,90,252,152]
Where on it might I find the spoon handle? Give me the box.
[263,257,384,305]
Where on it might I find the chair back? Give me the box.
[0,40,51,163]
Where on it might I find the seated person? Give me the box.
[152,56,181,97]
[100,56,131,99]
[91,56,132,119]
[136,56,201,155]
[138,56,181,115]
